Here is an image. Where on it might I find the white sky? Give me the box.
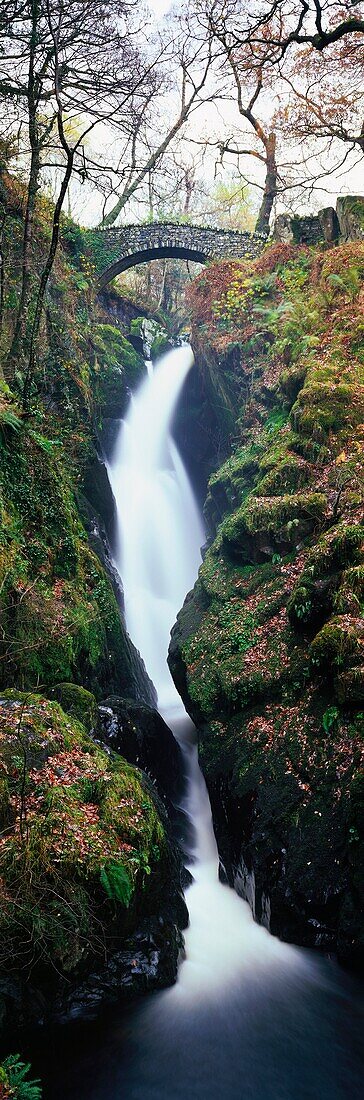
[147,0,172,17]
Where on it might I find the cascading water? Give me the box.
[38,346,363,1100]
[107,344,296,991]
[107,345,203,716]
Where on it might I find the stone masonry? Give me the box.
[96,196,364,287]
[97,223,267,287]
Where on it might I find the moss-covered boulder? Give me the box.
[50,683,99,732]
[221,491,326,562]
[90,323,145,418]
[0,693,185,1029]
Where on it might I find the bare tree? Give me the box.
[0,0,171,406]
[192,0,364,231]
[99,26,215,227]
[204,0,364,60]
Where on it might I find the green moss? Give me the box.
[50,683,98,732]
[181,242,364,956]
[305,525,363,578]
[334,565,364,614]
[0,433,137,697]
[0,694,167,979]
[90,323,145,417]
[291,371,364,444]
[256,455,312,496]
[310,616,363,669]
[279,364,307,403]
[222,491,326,556]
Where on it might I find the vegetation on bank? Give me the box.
[171,240,364,958]
[0,172,146,698]
[0,693,167,982]
[0,171,174,1050]
[0,1054,41,1099]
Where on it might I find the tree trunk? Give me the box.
[6,0,40,374]
[23,150,74,412]
[255,132,277,234]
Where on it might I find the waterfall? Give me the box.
[107,345,203,716]
[107,344,301,996]
[42,344,363,1100]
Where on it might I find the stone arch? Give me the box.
[98,244,208,287]
[95,223,264,288]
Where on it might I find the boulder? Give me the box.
[98,697,184,804]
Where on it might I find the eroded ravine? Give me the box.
[39,346,363,1099]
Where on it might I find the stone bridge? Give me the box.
[96,223,266,287]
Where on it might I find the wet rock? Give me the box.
[60,916,186,1021]
[0,911,188,1029]
[98,697,184,805]
[82,448,116,535]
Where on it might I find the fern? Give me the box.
[100,860,132,906]
[29,430,61,454]
[1,1054,42,1099]
[0,405,22,436]
[327,269,360,300]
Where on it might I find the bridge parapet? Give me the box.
[95,222,267,287]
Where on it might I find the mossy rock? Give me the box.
[0,694,167,982]
[291,379,364,443]
[91,324,145,417]
[336,667,364,704]
[50,683,98,732]
[279,364,307,404]
[334,565,364,615]
[222,491,326,559]
[310,615,363,672]
[150,333,173,362]
[256,455,312,496]
[287,574,336,630]
[305,524,363,579]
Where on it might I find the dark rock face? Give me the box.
[209,770,353,956]
[98,697,184,807]
[82,448,117,536]
[98,287,149,332]
[0,908,188,1030]
[61,901,188,1022]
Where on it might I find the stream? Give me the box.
[31,346,363,1098]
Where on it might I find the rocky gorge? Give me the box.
[0,166,363,1093]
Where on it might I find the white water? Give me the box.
[92,345,364,1100]
[35,345,363,1100]
[107,345,304,996]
